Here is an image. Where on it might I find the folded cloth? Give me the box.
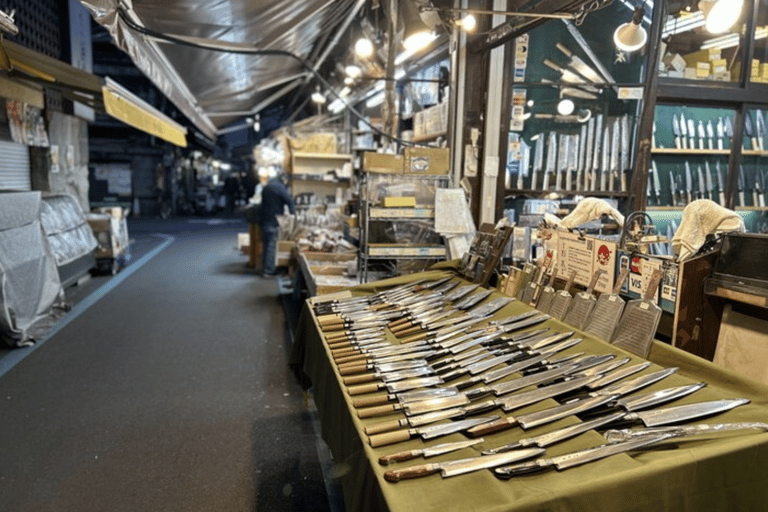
[559,197,625,229]
[672,199,745,262]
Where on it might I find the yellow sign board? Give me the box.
[102,86,187,147]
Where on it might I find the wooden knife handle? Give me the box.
[343,373,377,385]
[364,418,405,435]
[347,383,381,396]
[369,429,412,448]
[400,332,427,344]
[320,322,346,333]
[388,318,409,329]
[351,394,391,408]
[316,313,341,325]
[325,337,352,346]
[358,403,398,419]
[395,325,421,337]
[338,364,369,376]
[336,360,372,373]
[334,353,368,365]
[466,417,517,438]
[384,463,440,482]
[379,449,419,465]
[555,43,572,57]
[331,346,360,357]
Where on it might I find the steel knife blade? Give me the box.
[757,110,766,151]
[697,120,706,150]
[577,124,587,191]
[484,411,627,454]
[531,134,544,190]
[384,446,544,481]
[616,382,707,412]
[725,116,733,143]
[679,113,688,149]
[687,118,695,149]
[600,122,610,191]
[368,415,501,448]
[516,393,620,429]
[697,165,706,199]
[739,165,746,206]
[651,161,661,205]
[591,114,603,190]
[584,116,595,189]
[685,161,693,203]
[543,131,557,190]
[495,434,671,477]
[716,117,725,149]
[556,133,568,190]
[669,171,677,206]
[620,115,630,192]
[672,114,681,149]
[745,111,757,149]
[555,42,605,83]
[716,160,725,205]
[626,398,750,427]
[706,119,715,150]
[610,117,620,192]
[379,438,484,466]
[704,161,714,200]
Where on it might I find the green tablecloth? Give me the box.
[292,270,768,512]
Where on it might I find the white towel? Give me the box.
[559,197,625,229]
[672,199,745,262]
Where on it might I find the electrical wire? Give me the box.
[116,8,425,147]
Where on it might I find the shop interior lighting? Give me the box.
[557,99,575,116]
[662,11,705,37]
[613,6,648,52]
[253,114,260,132]
[345,64,362,78]
[355,36,375,58]
[366,91,385,108]
[0,9,18,35]
[456,14,477,32]
[700,25,767,50]
[311,88,326,104]
[328,98,345,113]
[401,0,435,52]
[344,76,355,86]
[698,0,744,34]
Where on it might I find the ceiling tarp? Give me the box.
[80,0,360,138]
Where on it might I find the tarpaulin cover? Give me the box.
[81,0,360,136]
[40,194,98,266]
[0,192,65,347]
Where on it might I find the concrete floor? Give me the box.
[0,217,341,512]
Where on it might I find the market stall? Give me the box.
[292,269,768,512]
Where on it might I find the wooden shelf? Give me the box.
[292,152,353,160]
[652,148,768,156]
[505,189,629,198]
[652,148,730,155]
[411,131,447,143]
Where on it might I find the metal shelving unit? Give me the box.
[359,172,450,283]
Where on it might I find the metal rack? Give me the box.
[359,172,450,283]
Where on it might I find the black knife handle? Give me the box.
[494,460,546,479]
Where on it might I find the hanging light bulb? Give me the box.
[311,87,326,104]
[557,99,575,116]
[698,0,744,34]
[345,64,362,78]
[613,6,648,53]
[253,114,260,132]
[457,14,476,32]
[400,0,433,52]
[355,37,374,58]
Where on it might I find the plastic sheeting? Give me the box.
[40,194,98,267]
[81,0,360,135]
[0,192,65,347]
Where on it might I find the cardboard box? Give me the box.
[363,152,403,174]
[382,196,416,207]
[403,147,450,175]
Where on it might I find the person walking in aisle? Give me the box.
[258,171,295,276]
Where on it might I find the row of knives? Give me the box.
[311,276,759,482]
[516,114,633,194]
[648,160,767,208]
[661,110,768,151]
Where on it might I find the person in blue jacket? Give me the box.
[258,171,295,276]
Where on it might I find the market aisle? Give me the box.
[0,219,332,512]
